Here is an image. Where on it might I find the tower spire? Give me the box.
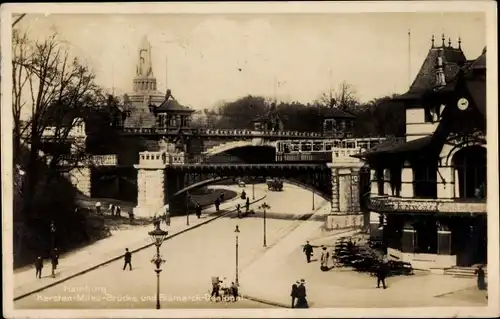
[458,36,462,50]
[448,37,452,47]
[441,33,445,47]
[137,35,154,77]
[431,34,435,48]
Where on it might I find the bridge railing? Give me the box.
[275,153,332,162]
[121,127,324,138]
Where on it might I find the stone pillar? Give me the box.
[325,148,365,230]
[133,151,166,218]
[68,167,91,197]
[400,167,414,197]
[437,167,454,199]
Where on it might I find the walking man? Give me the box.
[164,208,171,226]
[303,241,314,263]
[215,198,220,212]
[116,205,121,218]
[245,198,250,212]
[50,248,59,278]
[295,279,308,308]
[123,248,132,271]
[95,201,102,215]
[195,203,202,219]
[290,280,299,308]
[211,278,220,301]
[236,204,241,218]
[375,261,388,289]
[34,256,43,279]
[231,281,239,302]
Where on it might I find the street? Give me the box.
[15,183,327,309]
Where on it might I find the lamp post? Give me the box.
[186,192,190,226]
[312,190,315,211]
[234,225,240,286]
[259,202,271,247]
[50,221,56,252]
[252,178,255,200]
[148,223,169,310]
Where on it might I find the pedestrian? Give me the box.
[245,198,250,212]
[116,205,121,218]
[236,204,241,218]
[123,248,132,271]
[108,203,113,215]
[211,277,220,301]
[290,280,299,308]
[375,261,388,289]
[475,265,486,290]
[220,192,225,202]
[320,246,329,271]
[303,241,314,263]
[215,198,220,212]
[195,203,202,219]
[164,209,171,226]
[95,201,102,215]
[295,279,309,308]
[50,248,59,278]
[241,190,246,200]
[231,281,239,302]
[34,256,43,279]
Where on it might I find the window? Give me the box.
[413,163,437,198]
[453,146,487,199]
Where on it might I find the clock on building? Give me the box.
[457,98,469,111]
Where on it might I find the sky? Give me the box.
[15,12,486,110]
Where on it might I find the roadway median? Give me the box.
[13,188,267,301]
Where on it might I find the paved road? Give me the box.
[15,184,327,309]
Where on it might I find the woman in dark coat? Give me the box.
[475,265,486,290]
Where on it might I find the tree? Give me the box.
[12,29,107,216]
[214,95,269,129]
[318,81,360,112]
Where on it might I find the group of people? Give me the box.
[95,201,134,222]
[290,279,308,308]
[302,240,390,289]
[34,248,59,279]
[236,197,251,218]
[210,277,239,302]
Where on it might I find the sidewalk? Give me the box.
[239,212,481,308]
[13,185,267,300]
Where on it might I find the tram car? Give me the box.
[266,178,283,191]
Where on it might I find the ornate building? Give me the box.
[356,36,487,271]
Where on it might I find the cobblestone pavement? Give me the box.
[14,184,326,309]
[12,185,266,301]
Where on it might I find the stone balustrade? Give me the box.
[368,196,487,214]
[138,151,166,167]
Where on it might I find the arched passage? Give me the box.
[452,145,486,199]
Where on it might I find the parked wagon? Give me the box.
[266,178,283,191]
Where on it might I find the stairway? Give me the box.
[444,265,487,278]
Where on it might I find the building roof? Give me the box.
[323,107,356,119]
[396,42,467,101]
[354,136,432,159]
[155,90,194,113]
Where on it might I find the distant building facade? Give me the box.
[357,36,487,270]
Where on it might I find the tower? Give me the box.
[133,36,158,93]
[123,36,166,128]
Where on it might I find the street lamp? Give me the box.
[186,192,191,226]
[234,225,240,286]
[252,177,255,200]
[312,190,315,211]
[50,221,56,252]
[148,223,169,310]
[259,202,271,247]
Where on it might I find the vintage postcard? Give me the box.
[1,1,498,318]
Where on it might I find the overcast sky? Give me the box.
[16,12,485,110]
